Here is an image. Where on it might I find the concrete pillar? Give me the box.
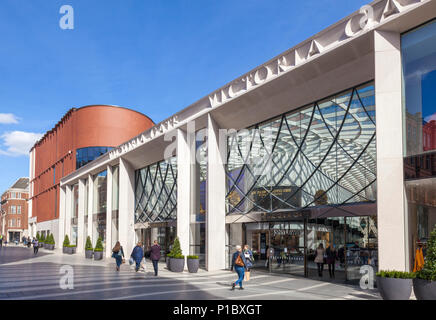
[77,179,86,253]
[206,114,227,271]
[119,157,136,257]
[58,186,66,246]
[87,174,94,240]
[374,30,407,271]
[64,185,72,243]
[105,165,113,258]
[177,128,192,260]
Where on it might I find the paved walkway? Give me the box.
[0,247,381,300]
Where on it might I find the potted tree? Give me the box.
[169,237,185,272]
[93,237,104,260]
[63,235,70,254]
[40,233,46,248]
[413,227,436,300]
[46,234,55,250]
[85,236,93,259]
[376,270,415,300]
[187,255,199,273]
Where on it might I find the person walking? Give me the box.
[130,241,144,272]
[243,244,254,281]
[33,238,39,255]
[230,245,248,290]
[314,243,325,277]
[150,240,161,276]
[112,241,125,271]
[326,244,337,279]
[27,236,31,248]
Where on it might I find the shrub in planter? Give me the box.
[187,255,199,273]
[85,236,93,259]
[44,234,55,250]
[63,235,70,254]
[40,233,46,248]
[414,227,436,300]
[93,237,104,260]
[168,237,185,272]
[376,270,415,300]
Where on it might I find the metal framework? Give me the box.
[226,82,376,216]
[135,157,178,223]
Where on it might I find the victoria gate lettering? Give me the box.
[208,0,424,108]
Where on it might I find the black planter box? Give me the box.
[376,276,412,300]
[187,259,199,273]
[63,246,68,254]
[413,278,436,300]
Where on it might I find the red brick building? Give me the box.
[0,178,29,243]
[28,105,154,240]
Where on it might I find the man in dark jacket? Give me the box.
[150,240,161,276]
[131,242,144,272]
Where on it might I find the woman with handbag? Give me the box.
[112,241,125,271]
[243,244,254,281]
[230,245,248,290]
[314,243,325,278]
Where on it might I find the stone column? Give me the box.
[64,185,72,244]
[77,179,86,253]
[58,186,66,247]
[119,158,136,257]
[206,114,227,271]
[177,128,192,261]
[105,165,113,258]
[374,30,408,271]
[87,174,94,240]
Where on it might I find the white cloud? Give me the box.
[0,113,20,124]
[0,131,43,156]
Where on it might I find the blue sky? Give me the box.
[0,0,369,192]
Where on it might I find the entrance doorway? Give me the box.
[139,222,176,261]
[228,213,378,284]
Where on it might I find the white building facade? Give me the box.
[57,0,436,283]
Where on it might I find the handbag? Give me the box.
[235,254,244,267]
[129,257,134,265]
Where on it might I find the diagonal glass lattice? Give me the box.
[135,157,177,223]
[226,82,376,215]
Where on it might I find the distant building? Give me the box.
[28,105,154,243]
[0,178,29,243]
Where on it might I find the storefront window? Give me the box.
[226,82,378,282]
[70,184,79,245]
[93,170,107,246]
[135,158,177,258]
[403,19,436,158]
[402,19,436,271]
[190,130,207,266]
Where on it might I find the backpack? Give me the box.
[235,253,245,267]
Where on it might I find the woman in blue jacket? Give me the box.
[130,241,144,272]
[230,245,248,290]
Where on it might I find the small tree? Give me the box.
[51,234,56,245]
[94,237,104,252]
[63,234,70,247]
[85,236,93,251]
[40,233,46,243]
[36,232,40,241]
[417,226,436,281]
[169,237,184,259]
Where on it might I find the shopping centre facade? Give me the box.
[55,0,436,282]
